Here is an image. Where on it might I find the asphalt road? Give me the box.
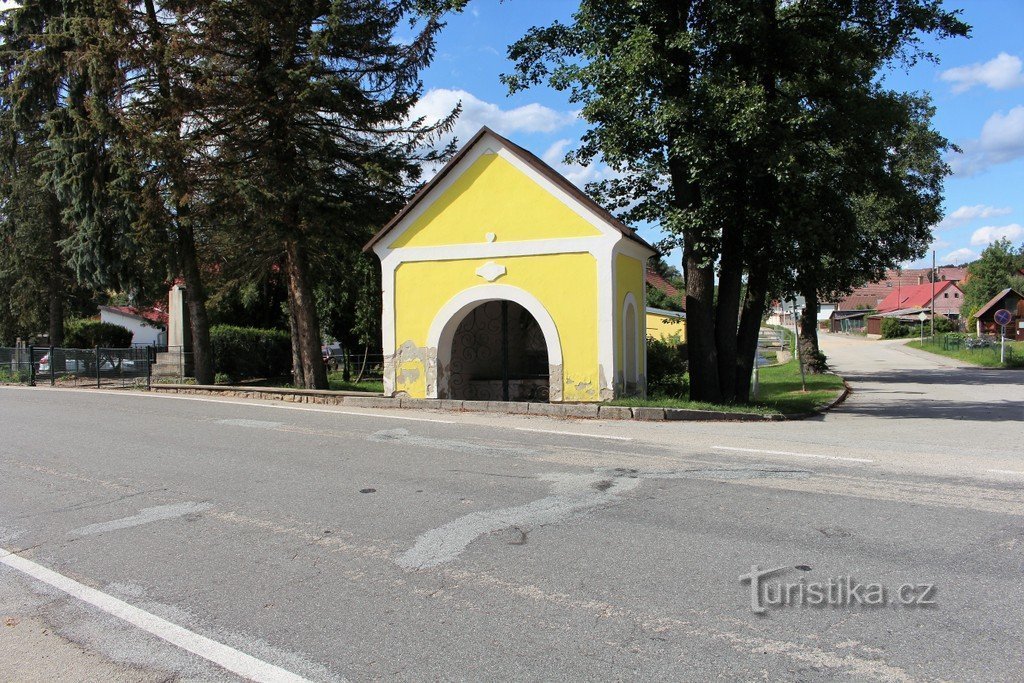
[1,334,1022,681]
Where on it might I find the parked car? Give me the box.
[37,353,136,374]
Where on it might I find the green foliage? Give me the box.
[881,318,911,339]
[645,336,688,398]
[209,325,291,382]
[504,0,967,403]
[64,319,133,348]
[961,239,1024,321]
[646,286,684,313]
[214,372,232,385]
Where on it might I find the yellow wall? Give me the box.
[393,252,601,401]
[646,311,686,342]
[614,254,646,384]
[389,153,601,248]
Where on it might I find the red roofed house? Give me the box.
[645,271,685,310]
[876,280,964,318]
[99,305,169,347]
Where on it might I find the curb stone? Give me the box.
[143,382,847,422]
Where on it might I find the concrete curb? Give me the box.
[146,383,788,422]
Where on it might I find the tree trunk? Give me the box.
[284,238,327,389]
[684,244,721,403]
[798,284,824,374]
[46,195,65,351]
[733,267,769,402]
[179,223,214,384]
[286,284,305,387]
[714,216,745,403]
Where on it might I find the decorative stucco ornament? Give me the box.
[485,232,496,242]
[475,261,507,282]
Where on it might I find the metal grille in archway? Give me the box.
[449,301,549,402]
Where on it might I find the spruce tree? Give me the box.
[193,0,460,389]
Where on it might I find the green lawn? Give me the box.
[611,354,845,416]
[327,374,384,393]
[906,336,1024,368]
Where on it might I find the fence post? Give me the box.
[28,344,36,386]
[96,346,101,388]
[146,345,152,390]
[49,345,55,386]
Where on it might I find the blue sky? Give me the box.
[412,0,1024,269]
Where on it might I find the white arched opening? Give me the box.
[622,293,640,394]
[427,284,563,401]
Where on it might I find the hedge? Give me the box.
[646,336,688,397]
[210,324,291,381]
[65,319,134,348]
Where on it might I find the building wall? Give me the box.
[646,311,686,341]
[99,311,165,346]
[388,154,601,248]
[392,252,600,401]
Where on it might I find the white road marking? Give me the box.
[713,445,873,464]
[398,471,642,570]
[0,549,310,683]
[218,419,283,430]
[513,427,633,442]
[1,386,455,424]
[988,469,1024,476]
[71,502,211,537]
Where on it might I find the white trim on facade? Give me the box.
[621,292,640,389]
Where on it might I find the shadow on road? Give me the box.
[835,367,1024,422]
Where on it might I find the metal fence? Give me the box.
[919,333,1020,366]
[0,346,153,388]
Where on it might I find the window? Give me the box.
[944,293,949,298]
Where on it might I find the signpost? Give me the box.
[918,311,927,343]
[994,309,1012,364]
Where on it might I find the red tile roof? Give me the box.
[836,267,968,311]
[646,271,685,310]
[100,305,169,327]
[877,281,958,312]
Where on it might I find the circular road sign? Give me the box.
[994,309,1013,326]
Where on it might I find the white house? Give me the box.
[98,305,168,347]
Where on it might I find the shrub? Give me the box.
[880,318,911,339]
[646,336,688,397]
[933,316,957,334]
[65,319,133,348]
[209,324,291,381]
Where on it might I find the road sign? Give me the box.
[993,309,1012,326]
[917,311,927,321]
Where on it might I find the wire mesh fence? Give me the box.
[0,346,153,388]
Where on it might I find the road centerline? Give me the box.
[713,445,874,464]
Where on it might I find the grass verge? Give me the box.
[611,347,845,416]
[327,374,384,393]
[905,337,1024,368]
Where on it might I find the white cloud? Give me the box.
[969,223,1024,246]
[410,88,577,147]
[940,53,1024,93]
[937,204,1012,230]
[949,105,1024,176]
[942,248,979,264]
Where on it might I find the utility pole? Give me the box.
[930,250,936,337]
[792,298,806,393]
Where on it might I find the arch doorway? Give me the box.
[447,300,549,401]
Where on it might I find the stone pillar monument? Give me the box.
[167,284,191,351]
